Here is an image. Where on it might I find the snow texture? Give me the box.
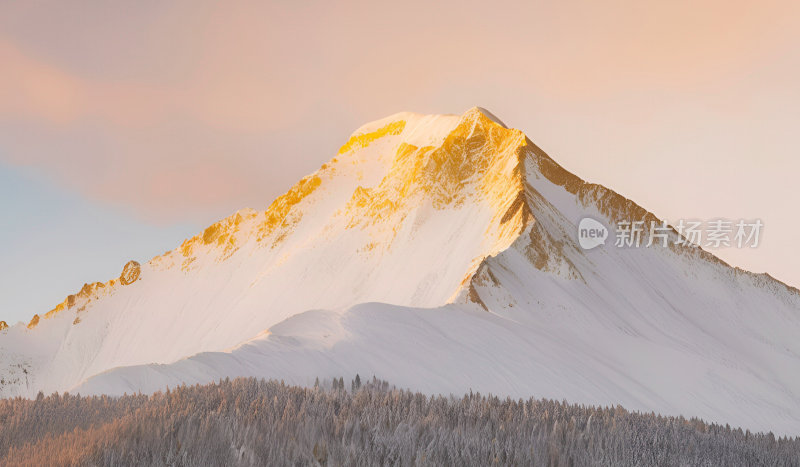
[2,107,799,436]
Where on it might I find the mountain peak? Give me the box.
[11,107,770,331]
[7,108,648,328]
[465,106,508,128]
[4,109,800,437]
[11,108,537,339]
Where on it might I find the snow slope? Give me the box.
[3,108,800,435]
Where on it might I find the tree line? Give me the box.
[0,376,797,466]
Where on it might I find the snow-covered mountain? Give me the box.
[2,107,799,435]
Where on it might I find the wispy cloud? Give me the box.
[1,0,798,224]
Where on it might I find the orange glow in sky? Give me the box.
[2,0,799,321]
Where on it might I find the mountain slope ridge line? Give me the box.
[2,108,799,438]
[10,106,797,329]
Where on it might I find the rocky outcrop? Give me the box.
[120,261,141,285]
[17,260,139,330]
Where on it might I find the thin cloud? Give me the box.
[0,0,798,225]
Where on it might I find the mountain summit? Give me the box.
[2,108,799,435]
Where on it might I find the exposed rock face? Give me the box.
[120,261,141,286]
[0,321,7,331]
[13,260,139,329]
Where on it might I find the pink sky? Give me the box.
[2,0,799,313]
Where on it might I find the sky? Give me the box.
[1,0,799,324]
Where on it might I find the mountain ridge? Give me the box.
[15,107,532,327]
[3,108,799,436]
[17,107,795,330]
